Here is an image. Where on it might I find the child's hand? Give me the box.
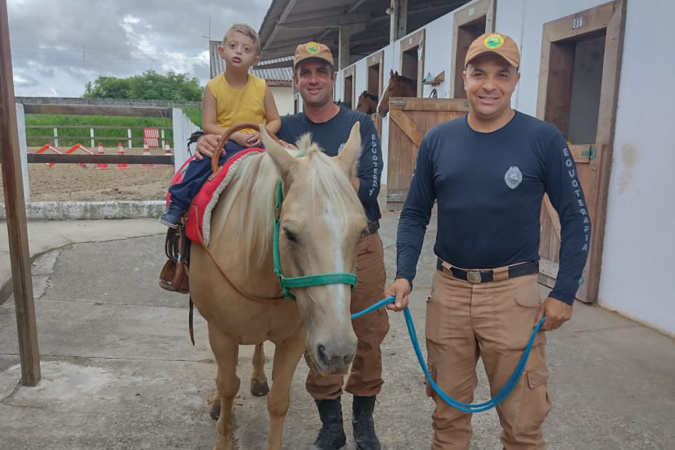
[230,132,250,148]
[242,131,262,148]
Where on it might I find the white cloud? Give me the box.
[7,0,273,97]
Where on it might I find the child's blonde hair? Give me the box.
[223,24,261,56]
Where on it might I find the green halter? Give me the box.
[273,180,358,301]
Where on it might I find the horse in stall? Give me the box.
[356,91,378,114]
[190,123,367,450]
[377,69,417,117]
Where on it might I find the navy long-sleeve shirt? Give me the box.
[278,107,382,224]
[396,111,591,304]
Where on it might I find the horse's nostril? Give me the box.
[317,344,326,363]
[344,354,353,365]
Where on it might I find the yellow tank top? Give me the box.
[206,73,267,131]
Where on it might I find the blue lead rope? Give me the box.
[352,296,546,413]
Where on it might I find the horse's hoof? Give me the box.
[250,379,270,397]
[209,398,221,420]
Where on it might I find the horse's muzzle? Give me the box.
[312,340,356,376]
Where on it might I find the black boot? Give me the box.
[352,395,381,450]
[310,397,347,450]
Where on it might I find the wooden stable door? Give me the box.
[386,98,468,210]
[537,0,626,303]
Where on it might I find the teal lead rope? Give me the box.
[352,296,546,413]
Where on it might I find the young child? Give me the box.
[160,23,281,228]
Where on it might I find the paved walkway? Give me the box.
[1,214,674,449]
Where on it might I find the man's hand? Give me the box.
[195,134,222,161]
[535,297,573,331]
[384,278,411,312]
[278,139,297,150]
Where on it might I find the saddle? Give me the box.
[158,147,264,296]
[158,123,273,295]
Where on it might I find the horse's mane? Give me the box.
[395,74,416,86]
[215,134,365,268]
[360,91,378,101]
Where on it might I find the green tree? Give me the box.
[84,70,202,101]
[84,77,131,98]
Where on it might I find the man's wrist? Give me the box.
[396,275,413,290]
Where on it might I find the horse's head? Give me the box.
[377,70,416,118]
[356,91,378,115]
[261,125,365,376]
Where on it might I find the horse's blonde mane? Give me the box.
[216,134,365,268]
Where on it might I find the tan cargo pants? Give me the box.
[305,232,390,399]
[427,265,551,450]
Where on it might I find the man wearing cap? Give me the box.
[386,32,591,449]
[196,41,388,450]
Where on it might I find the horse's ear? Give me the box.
[336,122,361,179]
[260,126,298,178]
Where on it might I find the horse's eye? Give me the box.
[283,227,298,243]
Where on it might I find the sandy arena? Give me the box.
[1,146,176,202]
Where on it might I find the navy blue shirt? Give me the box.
[396,111,591,304]
[278,107,382,224]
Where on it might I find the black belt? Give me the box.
[363,220,380,236]
[436,259,538,284]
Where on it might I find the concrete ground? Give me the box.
[1,212,674,449]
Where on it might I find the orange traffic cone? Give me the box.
[142,143,153,168]
[164,142,172,155]
[116,142,129,169]
[96,142,109,170]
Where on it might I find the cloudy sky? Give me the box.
[6,0,272,97]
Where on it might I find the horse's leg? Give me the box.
[209,368,221,420]
[266,330,306,450]
[251,343,270,396]
[209,343,268,421]
[208,326,240,450]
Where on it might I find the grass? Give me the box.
[24,110,202,148]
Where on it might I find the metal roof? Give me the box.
[258,0,470,66]
[209,42,293,86]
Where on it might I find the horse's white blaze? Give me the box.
[324,205,349,321]
[376,91,385,112]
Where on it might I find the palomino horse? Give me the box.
[356,91,378,114]
[377,69,417,117]
[190,123,367,450]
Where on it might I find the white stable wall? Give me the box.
[269,86,294,117]
[595,0,675,336]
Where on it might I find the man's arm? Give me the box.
[537,133,592,330]
[354,116,382,204]
[544,133,591,304]
[386,134,437,311]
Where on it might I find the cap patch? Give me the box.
[484,34,505,49]
[306,42,321,54]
